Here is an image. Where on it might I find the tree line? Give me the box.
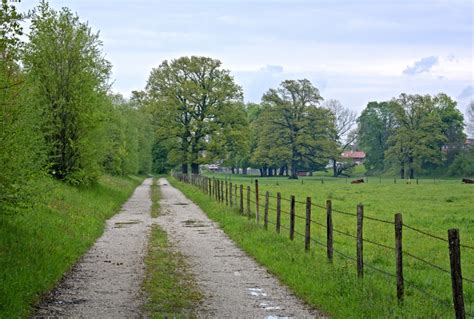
[144,57,473,180]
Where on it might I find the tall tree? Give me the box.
[386,94,445,179]
[0,0,45,213]
[323,99,357,176]
[145,56,242,174]
[357,101,396,173]
[432,93,465,167]
[24,1,111,185]
[260,79,335,179]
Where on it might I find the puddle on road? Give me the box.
[182,219,209,227]
[247,287,267,297]
[114,220,141,228]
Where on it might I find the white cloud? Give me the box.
[403,56,439,75]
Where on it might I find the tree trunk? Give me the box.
[309,171,313,176]
[268,168,273,177]
[231,167,235,174]
[285,165,289,176]
[279,166,284,176]
[191,163,199,175]
[332,158,338,177]
[400,165,405,179]
[181,163,188,174]
[289,161,298,179]
[408,157,414,179]
[242,167,247,175]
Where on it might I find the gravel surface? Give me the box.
[34,178,153,319]
[34,177,323,318]
[158,178,323,318]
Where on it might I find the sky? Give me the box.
[13,0,474,114]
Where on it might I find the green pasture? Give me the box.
[187,173,474,317]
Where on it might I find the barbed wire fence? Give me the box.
[173,172,472,318]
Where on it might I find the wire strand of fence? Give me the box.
[403,223,448,242]
[363,237,396,251]
[310,219,327,228]
[332,208,358,217]
[364,215,395,225]
[310,202,327,209]
[403,250,452,275]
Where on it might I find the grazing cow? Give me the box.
[462,178,474,184]
[351,179,364,184]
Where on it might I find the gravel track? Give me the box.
[34,178,153,318]
[158,178,323,318]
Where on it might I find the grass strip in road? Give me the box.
[150,178,161,218]
[143,179,202,318]
[169,176,455,319]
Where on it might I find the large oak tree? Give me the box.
[146,56,243,174]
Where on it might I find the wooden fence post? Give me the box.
[255,179,260,223]
[221,180,224,203]
[208,178,211,196]
[305,197,311,251]
[246,186,251,219]
[264,191,269,230]
[225,180,228,206]
[220,180,223,202]
[229,182,233,207]
[276,192,281,234]
[357,204,364,278]
[395,213,404,303]
[212,178,215,198]
[290,195,295,240]
[239,185,244,214]
[448,229,465,319]
[327,199,333,262]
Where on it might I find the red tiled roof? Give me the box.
[341,151,366,159]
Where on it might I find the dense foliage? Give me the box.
[358,93,467,178]
[0,1,153,214]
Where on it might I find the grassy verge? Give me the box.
[169,176,456,318]
[143,176,202,318]
[0,175,144,318]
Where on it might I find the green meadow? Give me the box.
[173,174,474,318]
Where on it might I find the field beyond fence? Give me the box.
[173,172,473,318]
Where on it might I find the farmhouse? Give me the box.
[341,150,366,165]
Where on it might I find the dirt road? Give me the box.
[157,178,322,318]
[34,178,153,318]
[35,177,322,318]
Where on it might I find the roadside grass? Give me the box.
[170,176,470,318]
[143,178,203,318]
[0,175,143,318]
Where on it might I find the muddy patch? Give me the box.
[114,220,142,228]
[182,219,210,227]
